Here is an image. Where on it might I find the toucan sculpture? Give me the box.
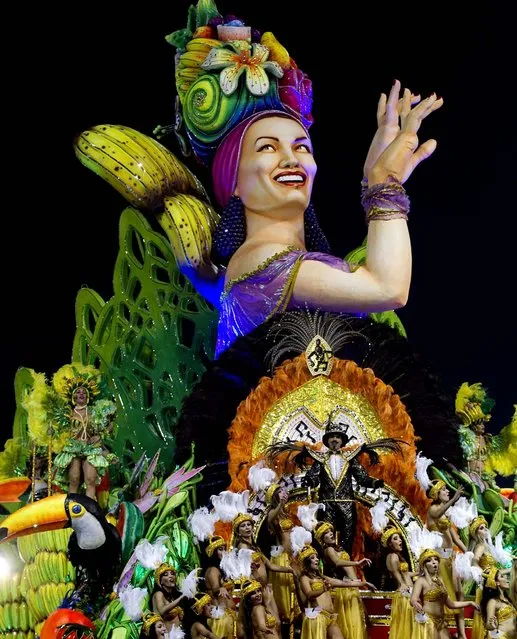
[0,492,121,598]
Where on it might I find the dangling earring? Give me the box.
[304,202,330,253]
[212,195,247,266]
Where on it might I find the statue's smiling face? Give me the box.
[235,116,316,215]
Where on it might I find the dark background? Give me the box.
[3,3,515,458]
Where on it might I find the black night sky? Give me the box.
[3,3,515,465]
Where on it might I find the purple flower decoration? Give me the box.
[279,65,314,129]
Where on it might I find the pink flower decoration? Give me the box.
[279,66,314,128]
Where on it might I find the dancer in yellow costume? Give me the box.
[315,521,375,639]
[204,536,236,639]
[265,483,298,624]
[411,549,479,639]
[382,527,417,638]
[481,566,516,639]
[298,544,370,639]
[426,479,469,639]
[239,579,281,639]
[469,516,495,639]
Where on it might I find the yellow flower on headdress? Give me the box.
[201,41,283,96]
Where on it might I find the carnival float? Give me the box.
[0,1,515,638]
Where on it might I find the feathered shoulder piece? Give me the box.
[265,440,322,469]
[355,438,408,466]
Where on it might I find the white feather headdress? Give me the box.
[415,452,434,491]
[187,506,218,543]
[134,537,168,569]
[290,526,313,556]
[486,532,514,567]
[220,548,253,580]
[211,490,251,523]
[119,585,148,621]
[248,461,277,492]
[407,521,443,560]
[448,497,478,529]
[454,551,483,584]
[369,499,389,533]
[179,568,201,598]
[298,503,325,531]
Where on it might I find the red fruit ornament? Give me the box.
[40,609,96,639]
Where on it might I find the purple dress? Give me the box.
[216,247,355,357]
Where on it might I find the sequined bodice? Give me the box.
[429,516,451,533]
[265,613,278,628]
[424,584,448,603]
[311,580,325,592]
[478,552,496,570]
[279,518,293,531]
[497,603,517,623]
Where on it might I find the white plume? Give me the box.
[179,568,200,598]
[187,507,218,543]
[270,545,284,558]
[454,551,483,584]
[407,521,443,559]
[211,490,250,523]
[209,605,225,619]
[415,452,434,491]
[220,548,253,579]
[134,537,168,569]
[369,500,389,533]
[248,461,277,492]
[119,585,148,621]
[486,532,513,566]
[298,503,325,531]
[168,627,185,639]
[448,498,478,528]
[290,526,313,556]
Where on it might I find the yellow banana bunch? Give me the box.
[17,531,75,633]
[74,125,208,212]
[175,37,221,99]
[156,194,219,275]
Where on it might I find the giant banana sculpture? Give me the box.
[74,124,219,277]
[4,530,76,638]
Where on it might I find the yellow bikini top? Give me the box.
[424,584,448,602]
[497,603,517,623]
[165,606,184,621]
[478,552,496,570]
[252,551,265,564]
[279,518,294,532]
[311,580,325,592]
[265,613,278,628]
[399,562,409,573]
[429,516,451,533]
[340,551,350,561]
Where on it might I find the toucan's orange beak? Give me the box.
[0,493,69,543]
[0,477,32,503]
